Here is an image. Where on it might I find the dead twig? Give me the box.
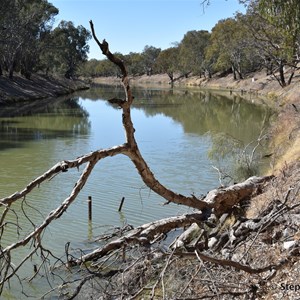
[195,250,220,300]
[177,250,289,274]
[150,248,175,299]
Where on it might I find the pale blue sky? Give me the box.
[50,0,246,59]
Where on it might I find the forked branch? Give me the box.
[88,21,273,213]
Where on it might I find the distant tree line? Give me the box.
[0,0,91,79]
[0,0,299,87]
[81,0,300,87]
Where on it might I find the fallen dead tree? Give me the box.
[1,21,298,299]
[66,172,299,299]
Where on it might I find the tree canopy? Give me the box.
[81,0,300,87]
[1,0,299,87]
[46,21,91,78]
[0,0,90,79]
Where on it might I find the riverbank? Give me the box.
[0,73,89,104]
[93,70,300,105]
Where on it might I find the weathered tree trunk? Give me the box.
[278,60,286,87]
[72,174,273,264]
[167,72,174,85]
[203,175,273,216]
[236,64,243,79]
[287,66,295,85]
[232,65,237,80]
[8,61,14,79]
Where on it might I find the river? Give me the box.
[0,84,272,298]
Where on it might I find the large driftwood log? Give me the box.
[74,174,272,264]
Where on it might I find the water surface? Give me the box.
[0,85,271,297]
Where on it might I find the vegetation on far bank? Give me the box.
[82,0,300,90]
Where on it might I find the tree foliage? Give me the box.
[0,0,58,78]
[81,0,300,88]
[154,47,179,81]
[45,21,91,78]
[1,0,300,87]
[178,30,210,77]
[259,0,300,39]
[243,0,300,86]
[0,0,90,79]
[142,45,161,75]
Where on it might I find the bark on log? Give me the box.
[203,175,274,216]
[75,174,272,264]
[75,211,206,264]
[170,222,202,249]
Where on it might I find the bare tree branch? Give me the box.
[0,20,292,300]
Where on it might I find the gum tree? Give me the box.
[49,21,91,78]
[243,0,300,86]
[155,47,179,83]
[205,17,253,80]
[178,30,210,78]
[0,0,58,78]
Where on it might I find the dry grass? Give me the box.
[269,107,300,171]
[247,161,300,218]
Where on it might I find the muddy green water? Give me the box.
[0,85,272,298]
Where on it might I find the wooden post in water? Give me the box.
[118,197,125,212]
[87,196,92,221]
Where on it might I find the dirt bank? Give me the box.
[94,70,299,105]
[0,73,89,104]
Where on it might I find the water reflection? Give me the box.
[0,97,90,151]
[79,85,272,184]
[82,84,272,147]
